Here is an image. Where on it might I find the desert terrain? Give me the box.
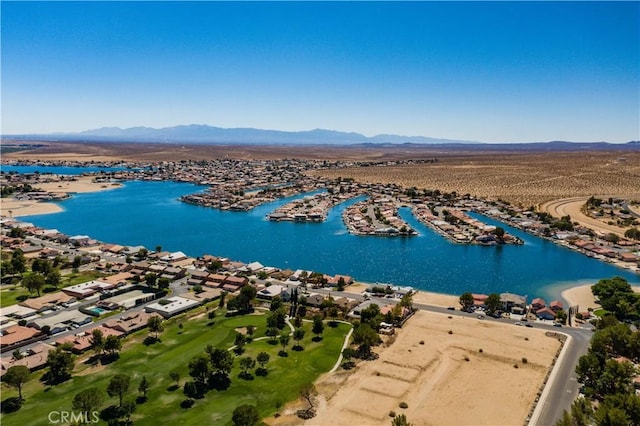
[281,310,562,426]
[540,197,631,238]
[4,141,639,208]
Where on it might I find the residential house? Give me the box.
[536,307,556,321]
[549,300,564,312]
[103,312,160,335]
[531,298,546,313]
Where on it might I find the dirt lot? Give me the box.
[303,311,561,426]
[313,151,640,207]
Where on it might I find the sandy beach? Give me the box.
[296,310,561,426]
[561,283,640,312]
[0,177,122,217]
[345,282,460,310]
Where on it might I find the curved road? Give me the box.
[541,197,627,238]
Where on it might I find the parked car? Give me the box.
[515,322,522,326]
[525,323,534,328]
[553,323,562,327]
[447,306,455,311]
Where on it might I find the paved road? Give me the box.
[310,286,592,425]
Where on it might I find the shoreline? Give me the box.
[1,177,122,218]
[561,283,640,312]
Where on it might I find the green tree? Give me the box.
[352,323,380,358]
[391,414,414,426]
[144,272,157,287]
[279,332,290,352]
[399,292,413,309]
[256,352,270,368]
[107,374,131,407]
[231,404,259,426]
[312,315,324,339]
[104,335,122,357]
[22,273,45,296]
[72,256,82,269]
[459,292,474,311]
[270,296,283,312]
[138,376,150,398]
[336,276,346,291]
[3,365,30,400]
[207,346,234,376]
[188,353,211,385]
[169,369,180,387]
[11,249,26,274]
[72,387,104,415]
[157,277,171,290]
[45,270,61,287]
[147,315,164,339]
[119,400,136,422]
[555,309,568,325]
[360,303,383,329]
[624,228,640,241]
[239,356,255,376]
[47,346,75,384]
[90,329,105,357]
[293,327,305,347]
[485,293,502,315]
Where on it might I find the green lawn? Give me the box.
[1,308,351,425]
[0,270,106,308]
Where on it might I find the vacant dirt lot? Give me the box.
[4,141,639,207]
[306,311,561,426]
[313,151,640,207]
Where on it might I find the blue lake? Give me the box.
[18,179,639,302]
[1,165,126,175]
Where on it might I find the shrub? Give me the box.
[419,340,424,345]
[513,364,519,369]
[448,330,453,334]
[522,357,528,364]
[389,411,396,417]
[524,337,529,341]
[399,402,408,409]
[478,348,483,353]
[464,356,470,361]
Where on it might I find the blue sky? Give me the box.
[2,1,638,143]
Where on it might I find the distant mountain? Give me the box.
[6,124,478,145]
[2,125,638,149]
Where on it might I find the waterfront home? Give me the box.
[500,293,527,314]
[531,298,546,313]
[62,280,119,299]
[246,261,264,272]
[223,275,249,291]
[68,235,91,246]
[327,275,354,286]
[549,300,564,312]
[536,307,557,321]
[472,294,489,309]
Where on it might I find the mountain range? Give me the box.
[3,124,638,150]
